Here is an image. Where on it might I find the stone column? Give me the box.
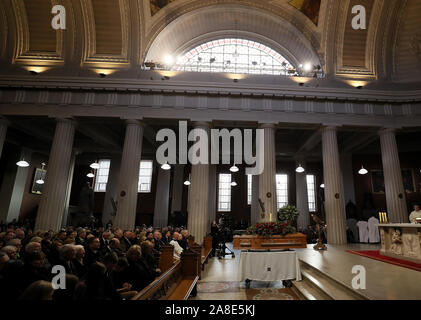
[153,167,171,228]
[187,122,210,244]
[258,124,277,222]
[170,165,184,214]
[379,128,408,223]
[35,119,76,231]
[296,159,310,231]
[208,164,217,226]
[322,126,347,245]
[340,154,356,205]
[0,148,32,223]
[0,118,8,159]
[61,152,76,227]
[114,120,144,230]
[102,156,121,225]
[251,174,260,225]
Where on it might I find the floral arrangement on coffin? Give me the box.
[246,205,300,237]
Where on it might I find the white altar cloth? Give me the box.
[238,250,302,282]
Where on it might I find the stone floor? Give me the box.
[193,243,421,300]
[193,244,300,300]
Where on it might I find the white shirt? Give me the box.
[170,240,183,260]
[409,210,421,224]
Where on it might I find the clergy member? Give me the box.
[409,204,421,224]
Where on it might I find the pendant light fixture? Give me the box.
[295,164,305,173]
[16,158,30,168]
[87,171,95,178]
[358,166,368,175]
[90,160,100,170]
[231,181,238,187]
[184,174,191,186]
[320,184,325,189]
[230,164,239,173]
[161,162,171,171]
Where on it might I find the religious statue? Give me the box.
[312,214,327,251]
[391,229,403,255]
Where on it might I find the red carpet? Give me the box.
[347,250,421,272]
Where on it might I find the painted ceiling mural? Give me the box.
[288,0,321,25]
[149,0,322,25]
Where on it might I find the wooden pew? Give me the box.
[159,245,175,273]
[202,235,213,269]
[131,249,199,300]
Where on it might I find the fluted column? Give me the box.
[208,164,217,226]
[114,120,144,230]
[187,122,210,244]
[379,128,407,223]
[170,165,185,214]
[296,159,310,231]
[0,118,8,159]
[251,174,260,225]
[102,156,121,225]
[35,119,75,231]
[61,151,77,227]
[153,167,171,228]
[322,126,347,245]
[258,124,277,222]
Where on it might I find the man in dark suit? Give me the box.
[84,237,103,267]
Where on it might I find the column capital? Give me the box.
[55,117,76,126]
[125,119,144,127]
[379,127,397,135]
[321,125,339,133]
[258,123,277,129]
[192,121,211,129]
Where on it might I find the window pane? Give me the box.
[94,159,111,192]
[276,174,289,210]
[306,174,317,212]
[138,160,153,193]
[218,174,231,212]
[175,38,295,76]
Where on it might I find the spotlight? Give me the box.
[320,184,325,189]
[16,159,30,168]
[303,63,313,73]
[358,166,368,175]
[184,174,191,186]
[161,162,171,170]
[299,82,305,87]
[230,164,239,173]
[296,164,305,173]
[36,179,45,185]
[356,85,363,90]
[87,172,95,178]
[231,181,238,187]
[29,70,38,76]
[99,73,107,78]
[233,79,239,83]
[161,76,170,81]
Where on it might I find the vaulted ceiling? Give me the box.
[0,0,420,83]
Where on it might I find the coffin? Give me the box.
[233,233,307,250]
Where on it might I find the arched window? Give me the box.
[174,38,295,75]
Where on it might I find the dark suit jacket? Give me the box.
[84,248,103,267]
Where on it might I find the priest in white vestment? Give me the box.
[409,204,421,224]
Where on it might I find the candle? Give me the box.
[379,212,382,223]
[270,213,273,222]
[384,213,388,224]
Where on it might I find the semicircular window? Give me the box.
[174,38,295,75]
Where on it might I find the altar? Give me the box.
[378,224,421,263]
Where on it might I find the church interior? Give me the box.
[0,0,421,302]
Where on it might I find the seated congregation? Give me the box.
[0,224,212,300]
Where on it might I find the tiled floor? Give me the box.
[193,245,300,300]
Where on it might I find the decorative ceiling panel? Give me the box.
[150,0,176,16]
[12,0,63,63]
